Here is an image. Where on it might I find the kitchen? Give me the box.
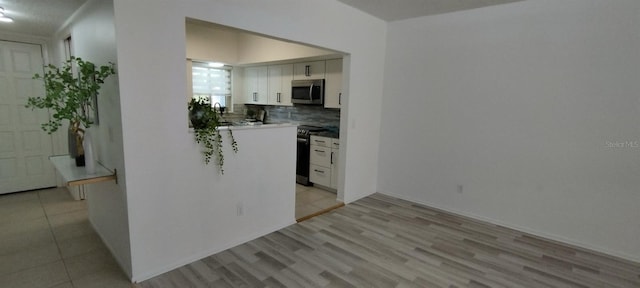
[186,18,344,220]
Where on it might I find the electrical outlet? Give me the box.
[457,185,463,193]
[236,202,243,216]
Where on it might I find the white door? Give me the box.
[0,40,55,194]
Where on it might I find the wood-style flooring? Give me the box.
[139,193,640,287]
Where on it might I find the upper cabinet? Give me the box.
[293,61,325,80]
[268,64,293,106]
[324,59,343,109]
[244,66,268,104]
[241,58,343,108]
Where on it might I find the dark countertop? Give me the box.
[315,131,339,139]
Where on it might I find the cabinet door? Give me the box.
[279,64,293,105]
[331,138,340,150]
[267,65,281,104]
[268,64,293,105]
[324,59,342,109]
[244,66,268,104]
[293,61,325,79]
[330,148,339,189]
[309,164,331,187]
[310,145,331,167]
[310,135,330,148]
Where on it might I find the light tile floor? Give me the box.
[0,187,132,288]
[295,184,342,220]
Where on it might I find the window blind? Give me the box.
[192,63,231,106]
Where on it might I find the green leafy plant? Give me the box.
[25,57,116,157]
[189,98,238,174]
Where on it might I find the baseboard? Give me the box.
[379,191,640,264]
[130,220,296,283]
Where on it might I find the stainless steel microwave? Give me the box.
[291,79,324,105]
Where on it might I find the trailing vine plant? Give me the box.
[188,98,238,174]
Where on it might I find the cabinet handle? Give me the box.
[305,65,310,77]
[314,149,325,153]
[314,169,324,174]
[253,92,257,102]
[315,140,325,143]
[339,92,342,105]
[277,92,281,103]
[331,151,334,164]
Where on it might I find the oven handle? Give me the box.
[297,138,309,144]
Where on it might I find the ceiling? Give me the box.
[0,0,86,37]
[0,0,524,38]
[336,0,524,21]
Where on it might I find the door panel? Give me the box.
[0,40,55,194]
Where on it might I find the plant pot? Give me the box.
[75,154,85,166]
[68,125,79,158]
[189,106,213,129]
[68,122,86,167]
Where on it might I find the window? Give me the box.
[191,62,231,107]
[64,36,72,61]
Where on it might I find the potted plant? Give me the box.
[25,57,116,166]
[188,98,238,174]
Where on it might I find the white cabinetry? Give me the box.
[330,138,339,189]
[293,61,325,79]
[324,59,342,109]
[244,66,268,104]
[268,64,293,105]
[309,135,339,189]
[243,59,342,107]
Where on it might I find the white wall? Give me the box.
[236,33,338,65]
[112,0,386,281]
[186,20,239,63]
[378,0,640,262]
[186,20,338,65]
[52,0,132,277]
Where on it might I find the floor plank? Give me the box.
[140,193,640,287]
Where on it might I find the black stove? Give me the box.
[296,125,326,185]
[297,125,325,138]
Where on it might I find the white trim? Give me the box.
[0,31,49,44]
[0,32,50,63]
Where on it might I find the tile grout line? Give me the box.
[37,189,76,288]
[0,192,59,280]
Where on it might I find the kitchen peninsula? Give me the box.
[187,122,297,220]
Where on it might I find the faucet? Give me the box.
[213,102,224,116]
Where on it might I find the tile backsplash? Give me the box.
[235,104,340,129]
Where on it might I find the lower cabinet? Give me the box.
[309,135,339,189]
[309,164,331,187]
[330,138,339,189]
